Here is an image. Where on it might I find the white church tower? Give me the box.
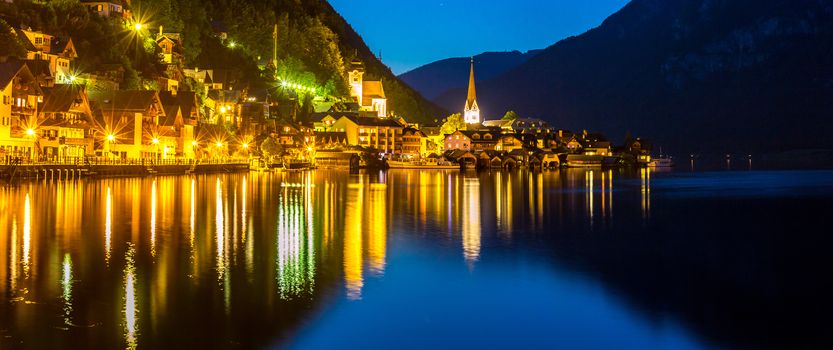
[464,58,481,124]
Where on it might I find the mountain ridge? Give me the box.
[435,0,833,154]
[398,50,541,100]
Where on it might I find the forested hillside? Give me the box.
[0,0,444,122]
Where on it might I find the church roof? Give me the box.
[465,58,477,109]
[362,80,385,100]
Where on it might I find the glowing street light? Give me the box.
[216,141,223,148]
[107,134,116,142]
[152,138,160,144]
[26,128,35,136]
[242,143,249,149]
[133,22,143,31]
[191,140,198,147]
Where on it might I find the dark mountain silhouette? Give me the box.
[399,50,541,100]
[435,0,833,154]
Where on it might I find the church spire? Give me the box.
[464,57,481,124]
[466,57,477,108]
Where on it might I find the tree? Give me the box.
[260,136,283,160]
[502,110,521,121]
[0,19,25,58]
[440,113,466,135]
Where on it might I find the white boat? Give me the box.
[387,159,460,170]
[649,156,675,167]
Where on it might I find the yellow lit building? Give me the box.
[347,59,387,118]
[15,28,77,85]
[315,113,404,155]
[36,84,95,159]
[0,62,42,159]
[89,90,166,160]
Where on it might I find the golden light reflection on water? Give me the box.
[462,177,481,265]
[368,183,387,274]
[344,176,364,300]
[276,183,316,299]
[23,193,31,278]
[150,180,157,257]
[641,168,651,220]
[216,177,227,282]
[0,169,661,347]
[106,186,112,265]
[124,244,138,350]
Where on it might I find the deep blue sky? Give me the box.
[329,0,630,74]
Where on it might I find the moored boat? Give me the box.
[387,159,460,170]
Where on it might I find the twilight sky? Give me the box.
[329,0,630,74]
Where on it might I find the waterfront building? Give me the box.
[89,90,166,159]
[582,140,612,156]
[401,127,426,158]
[347,59,387,118]
[15,28,77,84]
[482,118,553,135]
[0,62,42,159]
[315,112,403,154]
[444,130,472,151]
[158,91,199,159]
[36,84,95,159]
[463,58,481,124]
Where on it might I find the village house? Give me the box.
[15,28,77,85]
[80,0,130,19]
[36,84,95,160]
[89,90,166,160]
[444,130,472,151]
[158,91,199,159]
[0,62,42,159]
[401,127,426,158]
[314,112,403,155]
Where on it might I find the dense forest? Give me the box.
[0,0,445,123]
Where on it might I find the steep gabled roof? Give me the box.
[40,84,90,114]
[88,90,161,113]
[362,80,385,100]
[0,62,41,94]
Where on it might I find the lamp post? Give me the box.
[191,140,198,160]
[152,137,160,163]
[216,141,224,162]
[26,128,36,162]
[106,133,116,162]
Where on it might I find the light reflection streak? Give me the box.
[23,193,31,278]
[62,253,73,326]
[106,186,112,265]
[368,183,387,274]
[150,180,157,257]
[10,217,17,292]
[462,177,481,265]
[276,182,316,299]
[641,168,651,220]
[588,171,594,226]
[124,244,138,350]
[344,177,364,300]
[190,178,196,275]
[216,177,226,281]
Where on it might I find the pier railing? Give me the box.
[1,157,249,166]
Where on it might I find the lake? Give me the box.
[1,169,832,349]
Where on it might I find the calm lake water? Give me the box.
[1,169,832,349]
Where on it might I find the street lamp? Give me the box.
[152,138,160,162]
[133,22,143,31]
[26,128,36,161]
